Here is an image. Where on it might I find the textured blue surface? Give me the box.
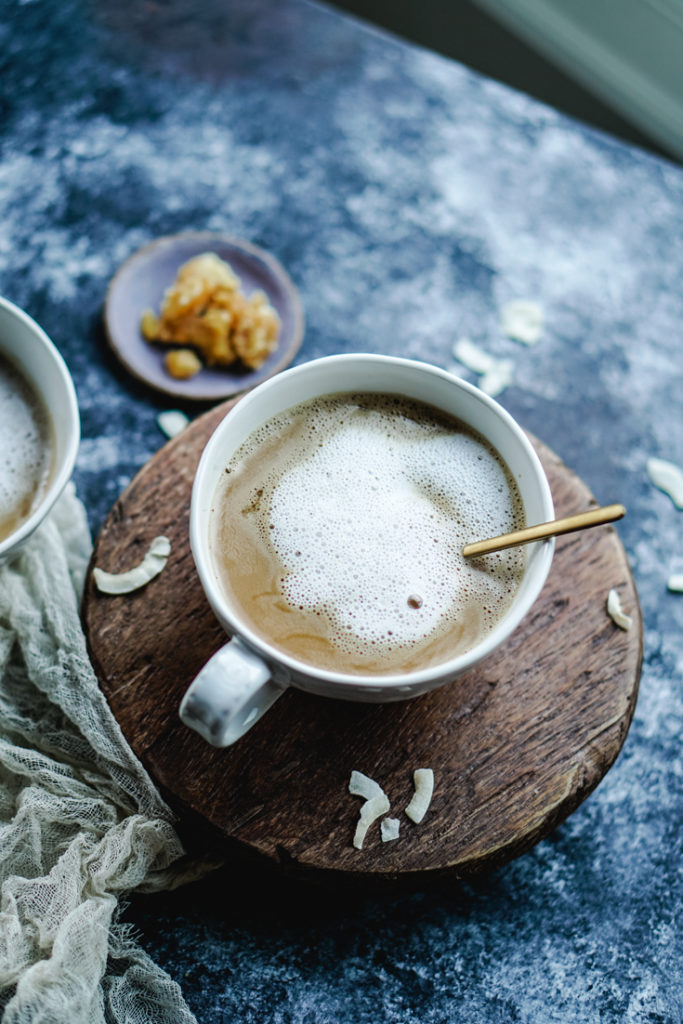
[1,0,682,1020]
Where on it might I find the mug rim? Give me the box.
[191,353,555,691]
[0,296,80,560]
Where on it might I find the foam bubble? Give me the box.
[238,395,525,659]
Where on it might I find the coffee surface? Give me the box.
[211,393,526,675]
[0,352,53,544]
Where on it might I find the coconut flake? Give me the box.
[500,300,544,345]
[606,588,632,631]
[452,339,514,397]
[353,793,391,850]
[667,574,683,593]
[647,457,683,509]
[480,359,514,397]
[452,338,496,374]
[381,817,401,843]
[349,771,391,849]
[157,410,190,439]
[93,536,171,595]
[405,768,434,824]
[349,770,386,802]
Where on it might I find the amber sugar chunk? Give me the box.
[142,252,281,379]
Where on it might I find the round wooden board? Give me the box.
[83,401,642,883]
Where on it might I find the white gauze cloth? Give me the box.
[0,483,215,1024]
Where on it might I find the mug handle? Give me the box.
[179,637,285,746]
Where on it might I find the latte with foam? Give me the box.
[0,352,53,544]
[210,393,527,676]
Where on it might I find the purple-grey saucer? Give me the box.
[104,232,304,401]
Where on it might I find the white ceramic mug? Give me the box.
[0,296,80,562]
[180,354,555,746]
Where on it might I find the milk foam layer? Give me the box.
[234,395,525,659]
[0,355,51,539]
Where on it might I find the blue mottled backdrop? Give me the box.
[1,0,681,1020]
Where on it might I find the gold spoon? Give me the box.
[462,503,626,558]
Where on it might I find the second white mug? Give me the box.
[0,297,80,563]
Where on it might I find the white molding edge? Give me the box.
[472,0,683,161]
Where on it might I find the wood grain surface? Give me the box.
[82,401,642,882]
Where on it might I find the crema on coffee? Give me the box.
[210,393,527,675]
[0,352,53,544]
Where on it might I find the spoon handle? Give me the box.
[462,503,626,558]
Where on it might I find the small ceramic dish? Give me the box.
[104,232,304,401]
